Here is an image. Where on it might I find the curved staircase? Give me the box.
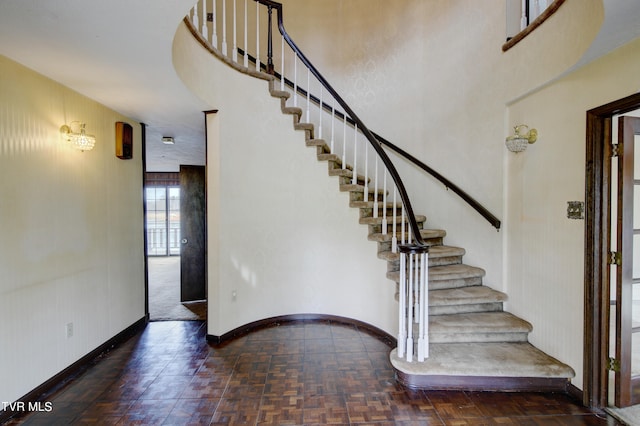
[185,1,575,392]
[267,79,574,391]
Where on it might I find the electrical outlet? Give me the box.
[66,322,74,338]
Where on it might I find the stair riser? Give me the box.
[429,277,483,290]
[349,190,385,203]
[386,256,463,270]
[429,332,529,344]
[389,274,483,290]
[359,207,402,219]
[368,222,424,235]
[377,239,443,252]
[339,175,369,186]
[429,303,503,315]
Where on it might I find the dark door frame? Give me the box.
[584,92,640,409]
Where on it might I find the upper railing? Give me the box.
[504,0,566,51]
[240,50,501,230]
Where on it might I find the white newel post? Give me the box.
[398,244,429,362]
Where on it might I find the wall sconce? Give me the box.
[60,121,96,151]
[506,124,537,153]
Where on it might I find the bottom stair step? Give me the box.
[390,342,575,392]
[429,311,532,343]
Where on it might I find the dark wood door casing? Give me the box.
[584,93,640,409]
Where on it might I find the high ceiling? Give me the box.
[0,0,638,172]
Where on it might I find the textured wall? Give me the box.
[0,55,145,404]
[174,24,395,337]
[506,37,640,390]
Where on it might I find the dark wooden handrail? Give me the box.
[256,0,426,246]
[239,48,501,231]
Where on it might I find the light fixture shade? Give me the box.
[505,124,537,153]
[505,136,529,152]
[60,122,96,151]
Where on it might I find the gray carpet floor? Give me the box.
[148,256,206,321]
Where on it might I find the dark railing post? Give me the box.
[266,6,274,74]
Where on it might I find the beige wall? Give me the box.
[506,37,640,391]
[174,24,396,337]
[0,55,145,404]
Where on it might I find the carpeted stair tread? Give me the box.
[360,214,426,225]
[386,263,485,286]
[306,138,330,153]
[350,200,401,209]
[378,245,464,262]
[430,264,485,280]
[390,342,575,379]
[369,229,446,243]
[270,89,290,100]
[294,122,314,133]
[282,106,302,117]
[340,183,385,195]
[428,312,532,343]
[429,285,507,307]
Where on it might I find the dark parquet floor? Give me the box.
[5,320,621,425]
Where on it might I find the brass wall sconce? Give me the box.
[60,121,96,151]
[506,124,537,153]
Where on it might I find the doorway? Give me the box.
[585,93,640,411]
[144,171,206,321]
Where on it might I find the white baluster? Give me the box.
[330,104,335,153]
[306,69,310,122]
[363,143,369,202]
[280,36,285,91]
[406,253,414,362]
[352,124,358,185]
[382,170,388,235]
[401,205,406,246]
[232,0,237,62]
[192,5,199,34]
[243,0,248,67]
[418,251,428,361]
[221,0,228,56]
[373,158,379,218]
[202,0,208,42]
[255,1,260,71]
[318,87,323,139]
[423,251,429,358]
[341,115,346,170]
[397,252,407,358]
[293,54,298,107]
[212,0,218,49]
[520,0,527,30]
[391,188,397,251]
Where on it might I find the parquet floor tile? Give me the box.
[5,320,621,425]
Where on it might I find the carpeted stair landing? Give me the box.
[391,342,576,391]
